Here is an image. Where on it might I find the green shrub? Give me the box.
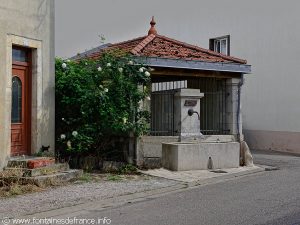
[118,164,138,175]
[55,52,151,159]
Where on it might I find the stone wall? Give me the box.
[136,136,179,168]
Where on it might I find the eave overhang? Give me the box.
[133,56,251,74]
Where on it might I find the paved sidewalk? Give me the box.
[140,166,265,185]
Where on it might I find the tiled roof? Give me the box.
[70,43,111,61]
[137,34,246,64]
[86,36,147,60]
[75,18,247,64]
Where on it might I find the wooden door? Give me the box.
[11,65,31,156]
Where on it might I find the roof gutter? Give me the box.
[133,56,251,74]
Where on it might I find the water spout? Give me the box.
[188,108,200,120]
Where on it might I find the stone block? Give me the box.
[102,161,125,172]
[162,142,240,171]
[143,158,162,169]
[27,158,55,169]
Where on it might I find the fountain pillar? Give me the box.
[174,89,204,141]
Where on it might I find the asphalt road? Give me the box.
[79,150,300,225]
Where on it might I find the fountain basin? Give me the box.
[162,142,240,171]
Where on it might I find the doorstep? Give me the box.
[2,156,82,187]
[7,156,55,169]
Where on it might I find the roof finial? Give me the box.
[148,16,157,35]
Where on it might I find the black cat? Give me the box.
[41,145,50,152]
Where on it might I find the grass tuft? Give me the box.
[106,174,122,181]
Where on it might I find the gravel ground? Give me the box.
[0,175,178,218]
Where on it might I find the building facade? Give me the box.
[0,0,55,169]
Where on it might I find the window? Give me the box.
[12,48,28,62]
[11,76,22,123]
[209,35,230,56]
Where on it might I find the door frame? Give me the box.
[5,35,44,159]
[11,46,32,155]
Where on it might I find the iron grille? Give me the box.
[150,78,229,136]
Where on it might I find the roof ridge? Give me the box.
[70,43,111,60]
[156,34,247,64]
[109,35,147,47]
[131,34,156,55]
[85,35,148,59]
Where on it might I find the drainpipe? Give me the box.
[237,74,244,142]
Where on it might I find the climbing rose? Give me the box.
[97,66,102,71]
[67,140,72,149]
[62,63,67,69]
[104,88,108,93]
[118,68,123,73]
[60,134,66,140]
[128,61,133,65]
[145,71,150,77]
[106,63,111,67]
[139,68,144,72]
[72,131,78,137]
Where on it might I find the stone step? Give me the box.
[4,163,69,177]
[1,169,83,187]
[24,169,83,187]
[7,157,55,169]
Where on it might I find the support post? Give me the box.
[226,78,242,139]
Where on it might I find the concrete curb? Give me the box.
[255,164,279,171]
[187,166,265,187]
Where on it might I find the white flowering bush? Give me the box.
[55,52,151,157]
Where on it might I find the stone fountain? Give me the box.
[162,89,240,171]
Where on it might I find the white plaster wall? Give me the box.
[0,0,55,169]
